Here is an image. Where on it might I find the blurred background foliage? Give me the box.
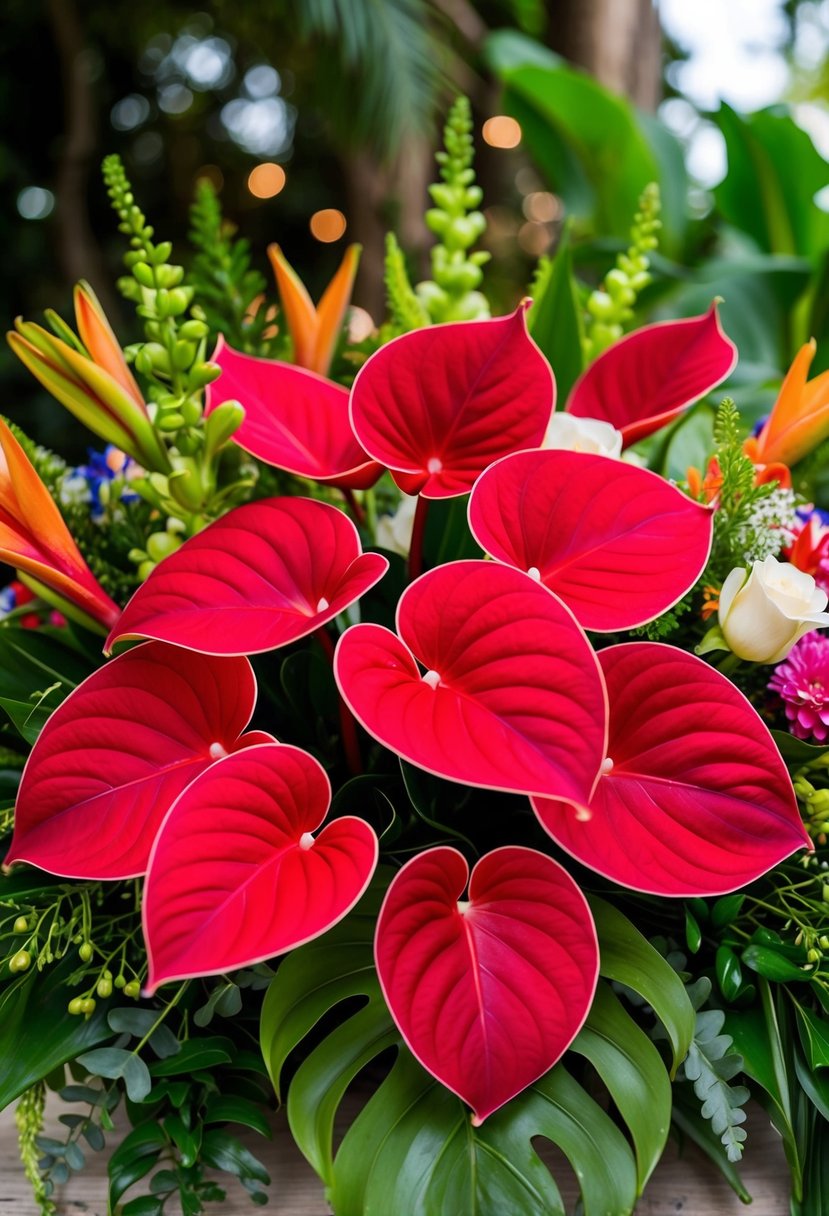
[4,0,829,454]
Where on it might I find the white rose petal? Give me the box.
[376,494,418,558]
[542,413,623,460]
[718,556,829,664]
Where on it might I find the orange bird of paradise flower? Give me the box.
[744,340,829,472]
[268,243,361,376]
[0,417,120,633]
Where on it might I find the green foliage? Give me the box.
[15,1083,55,1215]
[188,181,276,356]
[714,105,829,264]
[383,233,429,335]
[261,878,690,1215]
[0,625,94,747]
[484,32,686,253]
[527,226,584,403]
[415,96,491,324]
[294,0,444,158]
[679,979,749,1163]
[704,398,790,582]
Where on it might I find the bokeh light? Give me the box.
[310,209,347,241]
[17,187,55,220]
[482,116,522,149]
[248,162,286,198]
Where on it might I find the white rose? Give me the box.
[542,413,623,459]
[718,556,829,663]
[375,495,418,558]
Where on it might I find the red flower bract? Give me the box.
[567,303,737,447]
[374,845,599,1124]
[349,304,554,498]
[335,560,606,805]
[532,643,811,895]
[143,742,378,993]
[4,643,267,880]
[107,497,388,656]
[206,338,382,489]
[468,449,713,632]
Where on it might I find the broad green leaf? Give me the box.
[485,34,660,243]
[0,957,112,1109]
[204,1094,272,1138]
[201,1129,270,1184]
[715,105,829,262]
[589,896,695,1073]
[528,226,584,403]
[771,729,827,766]
[570,982,670,1191]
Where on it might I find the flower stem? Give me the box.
[315,627,362,775]
[341,486,365,528]
[408,495,429,582]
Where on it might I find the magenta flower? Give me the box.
[769,631,829,742]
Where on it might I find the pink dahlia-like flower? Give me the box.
[769,631,829,742]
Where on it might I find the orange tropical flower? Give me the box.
[268,243,360,375]
[8,282,169,472]
[0,417,119,632]
[744,340,829,470]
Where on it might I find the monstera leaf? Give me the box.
[260,874,693,1215]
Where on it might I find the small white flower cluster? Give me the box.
[732,487,797,565]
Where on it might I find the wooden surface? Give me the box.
[0,1098,789,1214]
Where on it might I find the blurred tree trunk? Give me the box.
[547,0,662,110]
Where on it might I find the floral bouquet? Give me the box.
[3,98,829,1216]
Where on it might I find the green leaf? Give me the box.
[681,1008,749,1163]
[714,104,829,262]
[0,957,112,1108]
[685,905,702,954]
[204,1094,272,1138]
[163,1113,202,1166]
[711,894,746,930]
[795,1004,829,1070]
[716,945,744,1003]
[422,495,480,569]
[485,39,659,242]
[121,1196,164,1216]
[107,1122,166,1209]
[76,1047,152,1102]
[570,981,670,1191]
[528,227,584,402]
[0,627,93,742]
[588,896,695,1074]
[770,729,828,765]
[741,944,813,983]
[201,1129,270,1184]
[149,1036,233,1076]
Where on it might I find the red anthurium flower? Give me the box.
[4,643,269,880]
[349,304,554,498]
[468,450,713,632]
[567,303,737,447]
[107,497,388,656]
[0,417,120,633]
[143,742,378,993]
[532,643,811,896]
[206,337,382,490]
[335,561,606,806]
[375,845,599,1125]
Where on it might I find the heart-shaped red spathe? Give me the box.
[206,338,382,490]
[375,845,599,1124]
[532,643,812,896]
[567,303,737,447]
[4,643,266,880]
[107,497,388,656]
[143,742,378,993]
[335,560,607,805]
[468,449,713,632]
[349,304,555,498]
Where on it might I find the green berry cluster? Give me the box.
[416,97,491,324]
[584,181,661,361]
